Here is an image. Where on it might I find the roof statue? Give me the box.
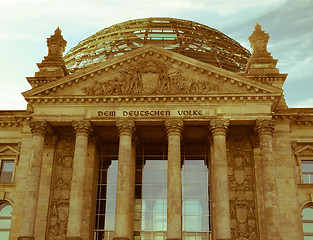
[63,18,251,73]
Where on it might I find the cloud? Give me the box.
[290,99,313,108]
[0,30,43,41]
[0,0,312,109]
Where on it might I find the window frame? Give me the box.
[0,201,13,239]
[295,144,313,184]
[301,159,313,184]
[301,204,313,239]
[0,145,19,184]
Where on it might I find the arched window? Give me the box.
[0,202,12,240]
[302,205,313,239]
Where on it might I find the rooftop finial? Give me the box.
[47,27,67,57]
[54,26,62,35]
[248,23,270,56]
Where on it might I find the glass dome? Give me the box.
[64,18,251,73]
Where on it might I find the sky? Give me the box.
[0,0,312,110]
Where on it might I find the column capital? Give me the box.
[165,119,183,137]
[209,119,230,136]
[72,120,93,137]
[116,120,135,136]
[29,121,50,137]
[254,119,275,136]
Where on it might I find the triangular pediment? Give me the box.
[296,145,313,157]
[23,45,282,101]
[0,146,19,156]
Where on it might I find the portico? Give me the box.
[3,18,307,240]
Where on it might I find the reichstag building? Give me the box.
[0,18,313,240]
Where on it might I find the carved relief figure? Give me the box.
[82,57,220,95]
[227,137,258,240]
[47,136,75,240]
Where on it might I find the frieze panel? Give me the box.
[227,137,258,240]
[82,58,219,95]
[47,136,75,240]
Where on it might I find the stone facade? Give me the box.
[0,20,313,240]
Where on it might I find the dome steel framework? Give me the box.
[64,18,251,73]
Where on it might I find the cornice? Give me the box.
[22,45,282,99]
[24,94,281,105]
[274,109,313,125]
[0,111,31,128]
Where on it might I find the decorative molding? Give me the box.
[72,120,93,137]
[165,119,184,137]
[24,94,280,105]
[295,145,313,157]
[116,120,135,136]
[209,119,230,136]
[254,119,275,136]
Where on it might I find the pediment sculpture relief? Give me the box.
[82,58,219,95]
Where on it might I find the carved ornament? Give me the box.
[72,120,93,137]
[254,119,275,136]
[249,133,259,148]
[44,134,58,148]
[47,136,75,240]
[209,119,230,136]
[82,58,219,96]
[227,137,258,240]
[116,120,135,136]
[29,121,50,136]
[165,119,183,137]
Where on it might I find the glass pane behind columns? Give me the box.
[181,142,211,239]
[94,143,118,240]
[135,142,168,240]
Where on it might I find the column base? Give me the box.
[18,237,35,240]
[113,237,129,240]
[65,237,82,240]
[166,238,182,240]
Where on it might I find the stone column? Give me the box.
[114,120,136,240]
[255,119,281,240]
[66,120,93,240]
[18,121,49,240]
[165,119,183,240]
[209,119,231,240]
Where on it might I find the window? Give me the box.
[302,161,313,184]
[302,205,313,239]
[0,203,12,240]
[0,160,14,183]
[135,142,168,240]
[94,143,118,240]
[181,143,211,240]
